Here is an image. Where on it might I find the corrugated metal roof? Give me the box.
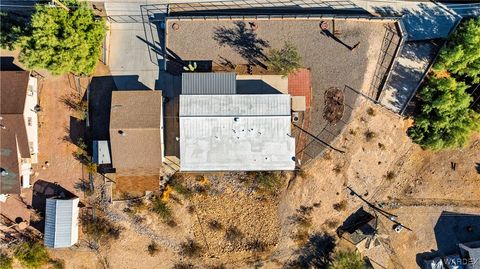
[44,198,79,248]
[182,72,236,95]
[180,94,291,117]
[179,94,295,171]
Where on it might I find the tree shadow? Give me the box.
[213,21,269,68]
[31,180,76,233]
[286,233,336,269]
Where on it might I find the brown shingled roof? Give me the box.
[0,70,31,194]
[109,91,163,175]
[0,71,29,114]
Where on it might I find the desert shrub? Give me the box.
[377,143,386,150]
[49,259,65,269]
[408,76,479,150]
[330,251,367,269]
[366,107,376,116]
[267,41,302,76]
[171,181,193,199]
[349,129,357,136]
[324,219,339,229]
[150,195,173,222]
[172,263,195,269]
[208,220,223,231]
[246,239,266,252]
[14,241,49,269]
[333,200,348,211]
[0,252,12,269]
[364,130,377,142]
[332,164,343,174]
[385,171,396,180]
[82,215,122,247]
[225,226,243,242]
[253,171,283,194]
[179,239,203,258]
[147,241,160,256]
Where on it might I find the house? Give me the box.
[179,72,296,171]
[459,241,480,269]
[44,197,79,248]
[0,71,39,198]
[109,90,164,176]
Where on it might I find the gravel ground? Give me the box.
[166,18,398,162]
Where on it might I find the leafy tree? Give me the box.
[0,12,28,50]
[267,41,302,76]
[14,241,50,269]
[329,251,367,269]
[433,18,480,83]
[0,252,13,269]
[18,0,106,75]
[408,76,480,150]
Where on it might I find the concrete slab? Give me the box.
[108,23,162,90]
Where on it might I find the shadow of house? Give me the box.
[31,180,76,233]
[213,21,269,68]
[0,57,22,71]
[236,79,283,94]
[416,211,480,267]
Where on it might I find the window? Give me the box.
[27,117,32,126]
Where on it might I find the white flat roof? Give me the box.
[179,94,295,171]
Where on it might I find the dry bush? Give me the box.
[246,239,266,253]
[147,241,160,256]
[208,220,223,231]
[81,214,122,248]
[378,143,386,150]
[324,219,339,229]
[364,130,377,142]
[150,195,173,222]
[333,200,348,211]
[172,262,195,269]
[332,164,343,174]
[349,129,357,136]
[179,239,203,258]
[225,226,243,242]
[385,171,396,180]
[366,107,376,116]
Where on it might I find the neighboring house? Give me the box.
[109,90,164,176]
[179,72,295,171]
[459,241,480,269]
[44,197,79,248]
[0,71,39,198]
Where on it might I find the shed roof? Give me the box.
[44,197,79,248]
[109,91,163,173]
[182,72,236,95]
[179,94,295,171]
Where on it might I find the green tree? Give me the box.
[0,12,27,50]
[0,252,13,269]
[266,41,302,77]
[14,241,50,269]
[408,76,480,150]
[433,18,480,83]
[18,0,106,75]
[330,251,367,269]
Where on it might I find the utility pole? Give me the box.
[347,186,412,232]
